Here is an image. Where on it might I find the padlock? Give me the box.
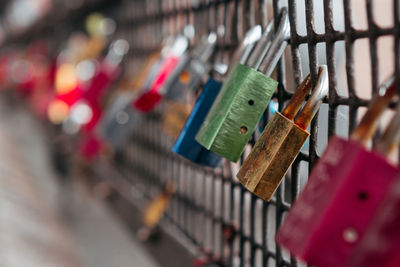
[173,78,223,167]
[65,39,129,161]
[98,47,168,146]
[237,65,328,201]
[99,90,142,147]
[133,26,192,113]
[131,50,162,90]
[162,101,192,140]
[276,79,400,267]
[195,8,290,162]
[166,32,218,99]
[143,183,175,229]
[172,25,263,167]
[160,32,218,139]
[346,104,400,267]
[70,39,129,134]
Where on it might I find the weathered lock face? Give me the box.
[237,65,328,201]
[237,112,309,200]
[276,136,400,267]
[195,63,278,162]
[173,78,222,167]
[162,101,192,140]
[347,176,400,267]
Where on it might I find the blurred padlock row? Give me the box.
[1,0,400,266]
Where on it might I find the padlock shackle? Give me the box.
[258,8,290,76]
[105,39,130,67]
[295,65,328,130]
[281,74,312,120]
[350,77,396,145]
[234,25,262,65]
[375,103,400,156]
[191,32,217,63]
[246,20,274,69]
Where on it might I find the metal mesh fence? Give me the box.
[102,0,400,266]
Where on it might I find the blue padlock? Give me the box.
[172,25,263,167]
[172,78,222,167]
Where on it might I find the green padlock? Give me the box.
[195,8,290,162]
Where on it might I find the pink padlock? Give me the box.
[346,102,400,267]
[276,79,400,267]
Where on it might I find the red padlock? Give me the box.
[133,32,190,113]
[76,39,129,161]
[276,79,400,267]
[69,39,129,133]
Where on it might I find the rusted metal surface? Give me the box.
[237,112,309,201]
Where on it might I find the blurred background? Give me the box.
[0,0,396,267]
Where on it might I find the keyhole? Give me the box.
[240,126,248,134]
[248,100,254,106]
[358,191,368,201]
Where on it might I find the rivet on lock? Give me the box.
[237,65,328,201]
[276,78,400,267]
[172,25,263,167]
[195,8,290,162]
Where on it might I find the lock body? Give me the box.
[195,63,278,162]
[162,101,192,139]
[101,104,141,148]
[134,53,190,112]
[134,55,180,112]
[167,57,209,99]
[81,62,120,133]
[347,176,400,267]
[237,112,309,201]
[173,78,222,167]
[276,136,399,267]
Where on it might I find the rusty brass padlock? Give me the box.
[237,66,328,201]
[195,8,290,162]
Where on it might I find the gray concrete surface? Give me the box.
[0,93,160,267]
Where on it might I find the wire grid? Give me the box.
[109,0,400,266]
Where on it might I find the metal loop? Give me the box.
[258,7,290,76]
[350,77,397,145]
[233,24,262,64]
[375,102,400,156]
[295,65,329,130]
